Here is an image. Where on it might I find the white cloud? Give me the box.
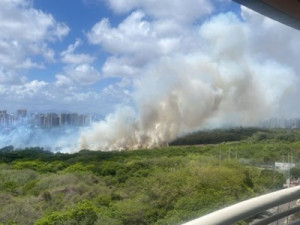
[58,40,100,87]
[15,80,48,97]
[55,74,74,87]
[105,0,213,24]
[238,6,300,117]
[0,0,69,72]
[102,83,130,99]
[55,64,101,86]
[0,77,123,114]
[16,58,43,69]
[88,10,197,78]
[68,64,101,85]
[61,39,95,64]
[88,11,156,54]
[89,2,299,80]
[0,1,69,42]
[0,80,48,101]
[88,11,160,77]
[88,10,191,56]
[101,56,141,77]
[0,68,26,85]
[199,12,246,61]
[52,23,71,41]
[241,6,300,72]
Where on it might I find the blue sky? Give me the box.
[0,0,299,120]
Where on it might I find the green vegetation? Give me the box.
[170,128,300,145]
[0,128,299,225]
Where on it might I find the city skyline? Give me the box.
[2,107,300,129]
[0,108,98,128]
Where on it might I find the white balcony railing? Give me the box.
[183,186,300,225]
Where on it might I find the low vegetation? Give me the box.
[0,128,299,225]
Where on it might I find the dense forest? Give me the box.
[0,128,300,225]
[169,127,300,145]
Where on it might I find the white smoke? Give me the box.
[79,12,298,151]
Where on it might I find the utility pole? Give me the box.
[275,161,279,225]
[287,152,291,224]
[288,152,291,188]
[272,163,275,187]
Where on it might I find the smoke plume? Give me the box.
[78,13,297,151]
[0,125,81,152]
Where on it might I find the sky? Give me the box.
[0,0,299,118]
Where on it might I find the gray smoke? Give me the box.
[78,12,298,151]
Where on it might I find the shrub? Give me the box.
[34,200,97,225]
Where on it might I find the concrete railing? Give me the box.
[182,186,300,225]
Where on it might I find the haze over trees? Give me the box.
[0,128,298,225]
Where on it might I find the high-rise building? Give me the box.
[59,113,71,125]
[17,109,27,117]
[16,109,27,124]
[291,119,300,129]
[78,114,90,126]
[70,113,79,126]
[0,110,7,116]
[0,110,15,127]
[47,113,59,127]
[35,113,46,127]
